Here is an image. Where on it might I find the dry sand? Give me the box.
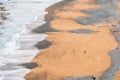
[114,69,120,80]
[25,0,118,80]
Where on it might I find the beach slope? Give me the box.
[25,0,120,80]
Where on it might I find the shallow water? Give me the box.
[0,0,61,80]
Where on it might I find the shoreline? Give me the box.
[0,1,60,80]
[0,5,45,80]
[25,0,120,80]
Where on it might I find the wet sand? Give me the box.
[25,0,119,80]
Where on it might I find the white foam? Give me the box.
[0,0,62,80]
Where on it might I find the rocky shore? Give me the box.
[25,0,120,80]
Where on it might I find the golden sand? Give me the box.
[114,69,120,80]
[33,28,116,76]
[25,0,118,80]
[50,19,81,30]
[63,0,100,11]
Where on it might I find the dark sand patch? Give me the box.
[20,62,38,69]
[81,8,114,16]
[62,76,96,80]
[32,23,59,33]
[94,0,117,7]
[76,14,105,25]
[70,29,98,34]
[76,0,117,25]
[35,40,52,49]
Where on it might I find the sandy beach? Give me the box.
[25,0,120,80]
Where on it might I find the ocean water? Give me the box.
[0,0,61,80]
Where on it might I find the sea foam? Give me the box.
[0,0,62,80]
